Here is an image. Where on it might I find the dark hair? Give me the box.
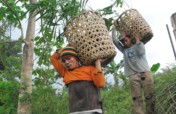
[124,33,136,44]
[120,36,136,48]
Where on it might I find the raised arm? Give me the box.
[134,32,145,56]
[112,27,124,52]
[50,49,66,77]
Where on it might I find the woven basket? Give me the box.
[64,10,117,65]
[114,9,153,44]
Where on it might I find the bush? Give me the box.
[102,85,132,114]
[154,66,176,114]
[0,81,19,114]
[32,86,69,114]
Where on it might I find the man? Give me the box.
[112,28,155,114]
[50,45,105,114]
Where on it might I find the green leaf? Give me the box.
[100,5,113,15]
[150,63,160,73]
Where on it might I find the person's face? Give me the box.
[122,37,132,47]
[61,56,80,70]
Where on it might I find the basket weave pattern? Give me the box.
[64,11,116,65]
[114,9,153,43]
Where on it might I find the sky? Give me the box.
[88,0,176,72]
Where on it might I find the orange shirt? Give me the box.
[50,52,106,87]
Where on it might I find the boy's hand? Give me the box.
[135,32,142,43]
[95,59,104,73]
[56,49,63,54]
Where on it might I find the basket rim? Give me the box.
[64,10,101,32]
[114,8,139,24]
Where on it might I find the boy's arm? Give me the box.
[92,68,106,88]
[112,27,124,52]
[50,50,66,77]
[91,59,106,88]
[135,32,145,55]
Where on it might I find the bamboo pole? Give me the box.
[166,24,176,60]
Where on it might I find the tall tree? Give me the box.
[17,0,37,113]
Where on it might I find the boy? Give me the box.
[50,45,105,114]
[112,28,155,114]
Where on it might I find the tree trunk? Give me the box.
[17,0,37,114]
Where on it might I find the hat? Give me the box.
[119,31,131,41]
[60,46,79,60]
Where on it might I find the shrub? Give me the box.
[32,86,69,114]
[0,81,19,114]
[154,66,176,114]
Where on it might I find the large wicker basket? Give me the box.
[114,9,153,44]
[64,10,117,65]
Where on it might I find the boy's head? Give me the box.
[119,32,135,47]
[60,46,80,70]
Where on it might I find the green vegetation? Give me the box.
[0,81,19,114]
[154,67,176,114]
[0,66,175,114]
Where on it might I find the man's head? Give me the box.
[60,46,80,70]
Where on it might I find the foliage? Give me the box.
[154,66,176,114]
[0,38,22,81]
[32,68,56,86]
[104,60,124,87]
[0,66,176,114]
[0,56,21,81]
[0,81,20,114]
[0,0,28,28]
[104,60,124,75]
[32,86,69,114]
[102,83,132,114]
[0,1,23,80]
[98,0,123,30]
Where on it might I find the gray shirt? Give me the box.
[113,40,150,77]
